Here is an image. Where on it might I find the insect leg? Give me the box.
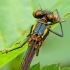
[36,49,39,56]
[27,25,33,37]
[48,9,64,37]
[48,22,63,37]
[2,39,28,54]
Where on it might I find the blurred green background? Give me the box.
[0,0,70,70]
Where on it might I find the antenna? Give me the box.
[39,4,42,10]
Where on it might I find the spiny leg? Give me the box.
[2,39,28,54]
[48,9,64,37]
[48,22,63,37]
[27,25,33,37]
[36,49,39,56]
[1,25,34,54]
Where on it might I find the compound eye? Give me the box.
[47,14,53,19]
[32,10,38,17]
[53,14,58,22]
[32,10,44,18]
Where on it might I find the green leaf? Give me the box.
[29,63,40,70]
[41,64,59,70]
[29,63,70,70]
[61,67,70,70]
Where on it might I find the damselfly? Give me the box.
[1,9,69,70]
